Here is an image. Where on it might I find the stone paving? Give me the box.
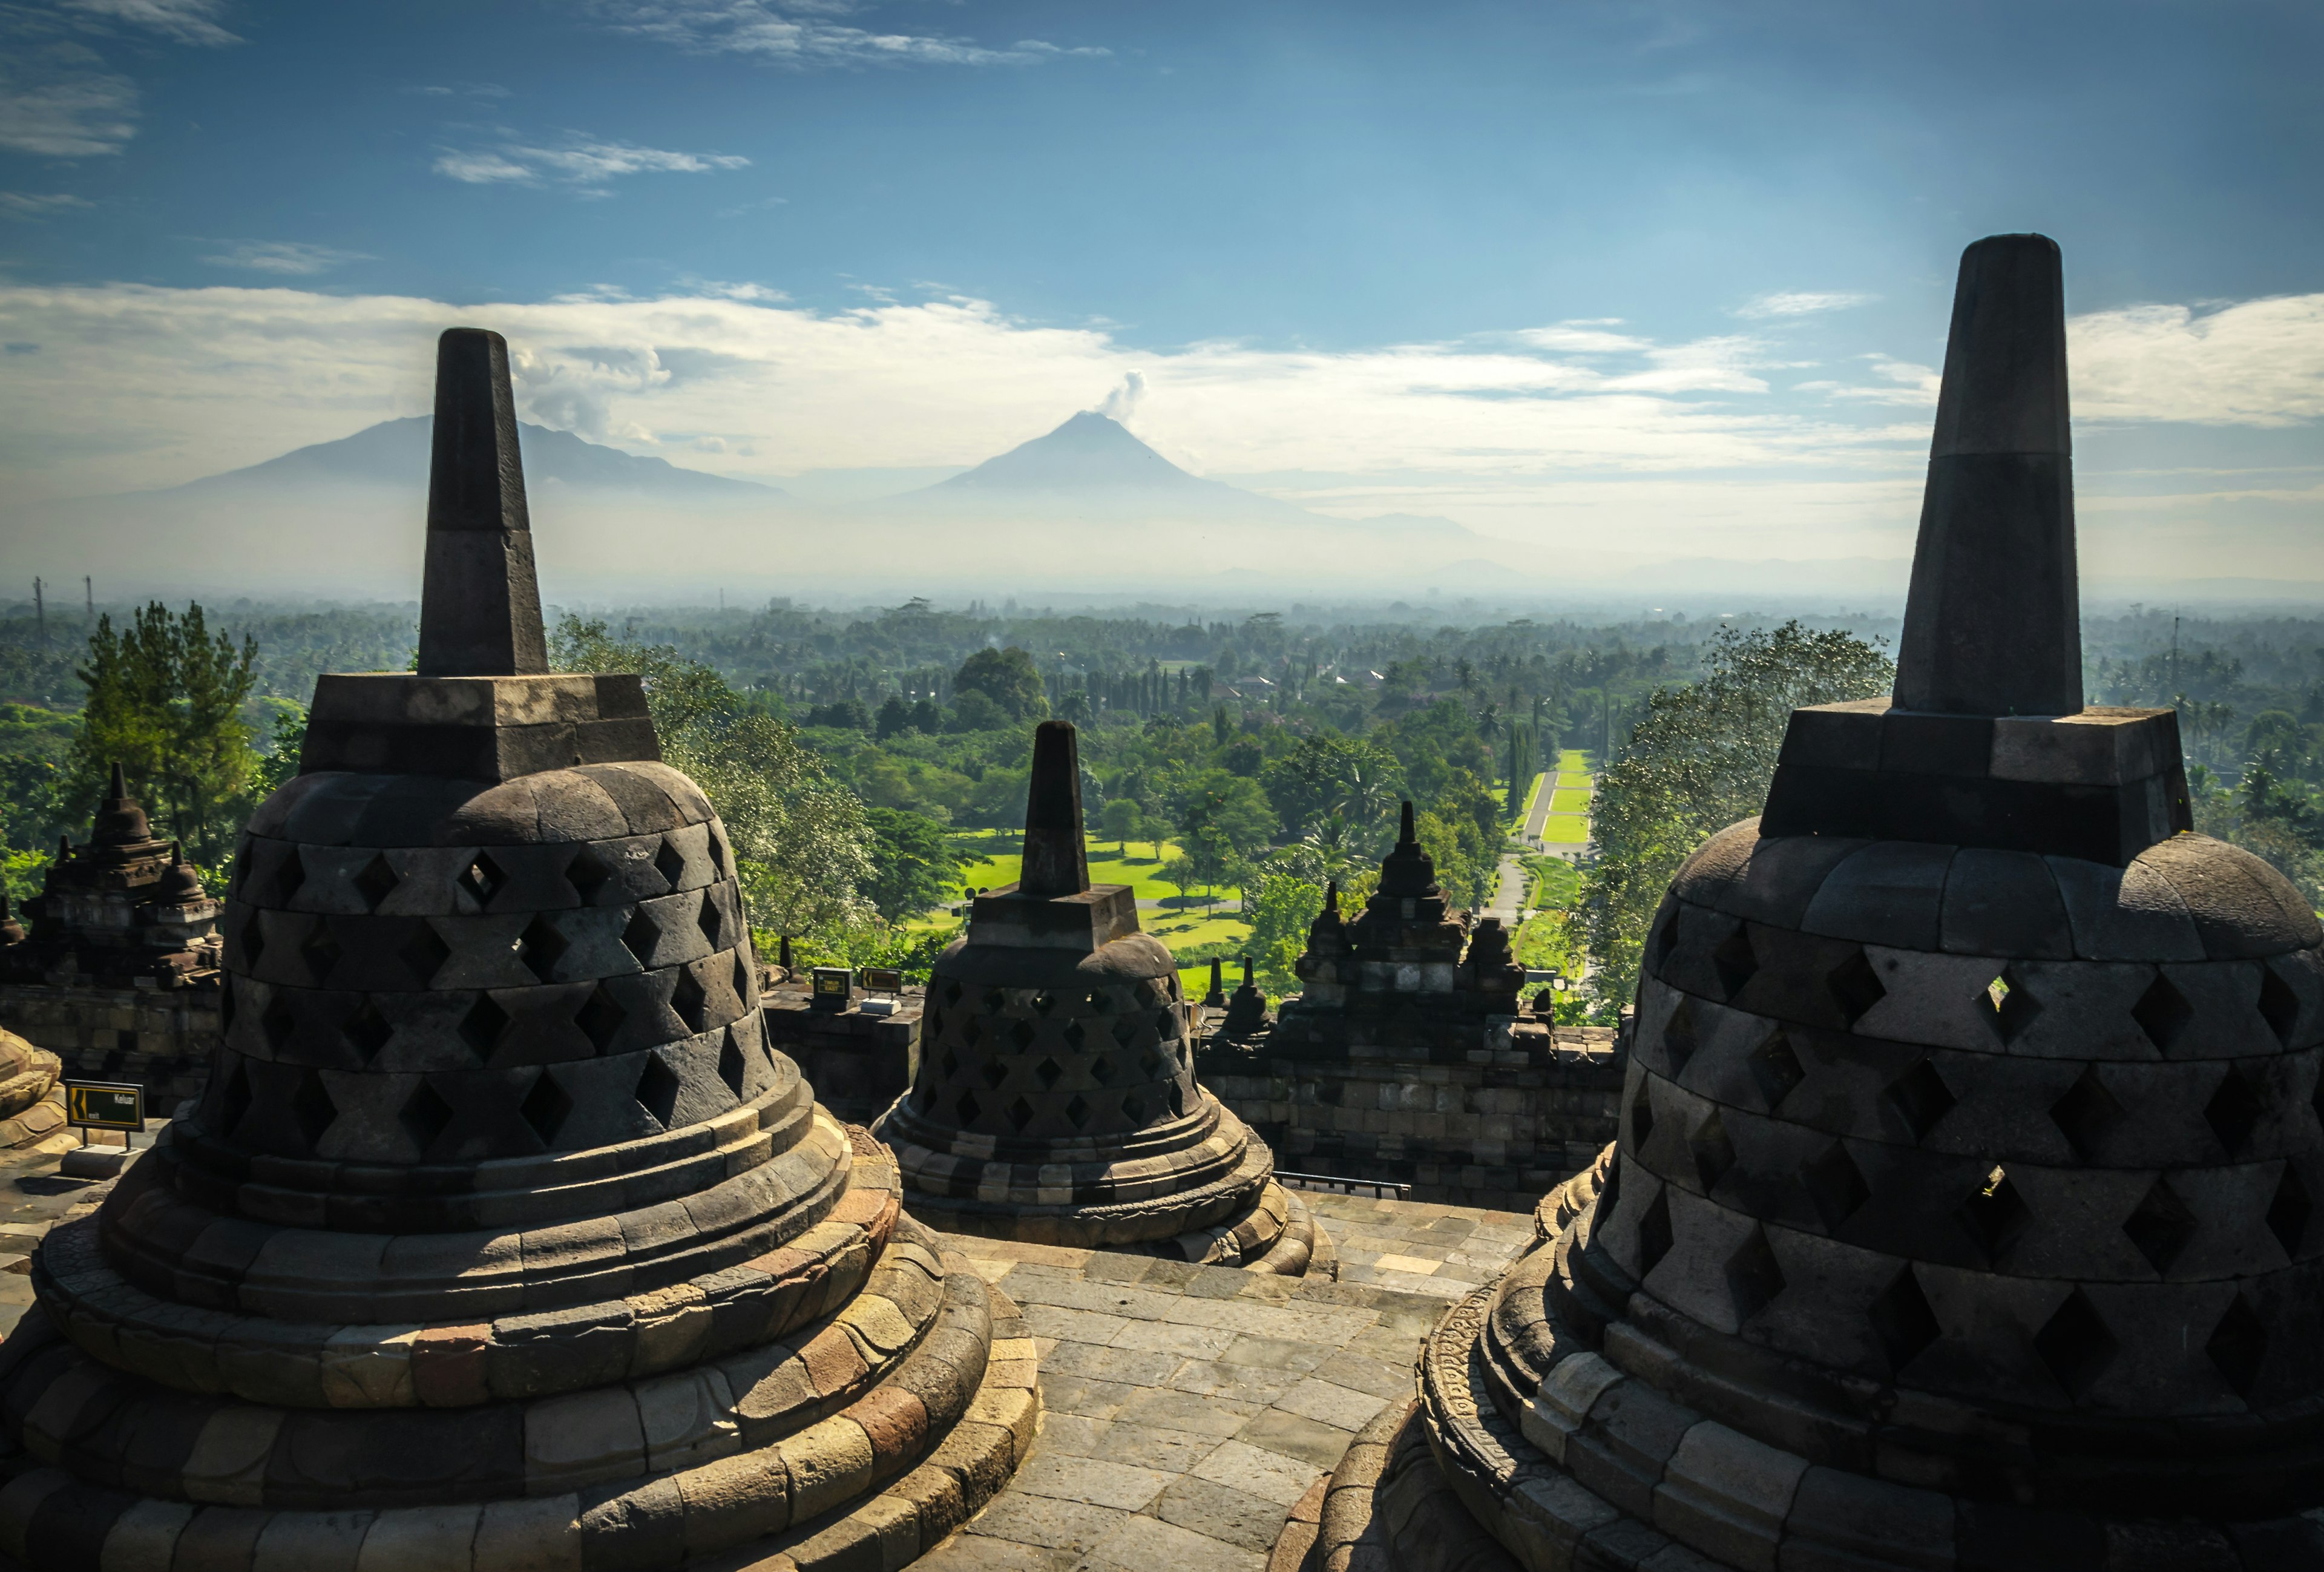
[0,1139,1537,1572]
[916,1188,1537,1571]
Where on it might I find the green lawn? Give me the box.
[943,830,1252,955]
[1550,787,1592,814]
[1558,749,1592,773]
[1540,815,1590,845]
[951,829,1192,902]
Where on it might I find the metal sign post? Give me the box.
[63,1080,145,1149]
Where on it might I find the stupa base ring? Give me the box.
[1347,1184,2324,1572]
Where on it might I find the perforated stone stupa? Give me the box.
[875,720,1327,1274]
[0,328,1033,1572]
[1299,236,2324,1571]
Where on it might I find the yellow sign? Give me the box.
[64,1081,144,1132]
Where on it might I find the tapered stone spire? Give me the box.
[1894,234,2081,716]
[1019,719,1089,896]
[416,327,548,678]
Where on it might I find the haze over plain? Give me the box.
[1,0,2319,602]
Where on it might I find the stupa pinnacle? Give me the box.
[1896,234,2083,717]
[417,327,548,679]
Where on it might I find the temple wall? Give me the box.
[1200,1024,1625,1212]
[0,982,215,1109]
[760,984,922,1124]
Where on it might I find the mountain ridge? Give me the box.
[151,416,782,500]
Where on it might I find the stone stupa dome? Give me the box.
[1327,236,2324,1571]
[0,327,1033,1571]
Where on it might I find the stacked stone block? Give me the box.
[876,721,1324,1274]
[0,327,1034,1572]
[1272,807,1535,1066]
[1201,1026,1624,1211]
[1316,237,2324,1572]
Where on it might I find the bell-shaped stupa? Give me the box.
[0,329,1033,1571]
[1302,236,2324,1570]
[875,720,1325,1274]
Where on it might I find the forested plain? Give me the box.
[4,592,2320,1023]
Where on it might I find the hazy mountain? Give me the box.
[162,416,781,499]
[885,412,1304,520]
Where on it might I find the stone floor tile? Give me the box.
[1009,1452,1172,1512]
[1308,1352,1411,1403]
[1037,1372,1140,1421]
[1152,1476,1292,1553]
[954,1490,1130,1552]
[1369,1254,1443,1276]
[1077,1509,1265,1572]
[1189,1439,1324,1508]
[1165,1361,1304,1407]
[1277,1378,1391,1433]
[1216,1335,1331,1374]
[1023,1304,1133,1346]
[1041,1341,1187,1387]
[920,1531,1079,1571]
[1109,1318,1236,1359]
[1078,1253,1154,1284]
[1115,1386,1264,1439]
[1234,1408,1371,1470]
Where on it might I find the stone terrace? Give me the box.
[919,1191,1537,1571]
[0,1142,1534,1572]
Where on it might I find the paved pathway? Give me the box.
[917,1192,1535,1571]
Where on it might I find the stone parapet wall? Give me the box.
[761,982,922,1123]
[0,982,214,1109]
[1201,1026,1624,1211]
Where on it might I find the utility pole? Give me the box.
[84,576,92,618]
[32,578,43,645]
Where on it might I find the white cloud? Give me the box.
[0,282,2314,578]
[433,134,749,188]
[198,240,372,275]
[1800,354,1942,407]
[1518,323,1647,355]
[2072,295,2324,427]
[0,191,95,215]
[62,0,238,47]
[585,0,1109,68]
[1737,290,1876,318]
[0,50,139,157]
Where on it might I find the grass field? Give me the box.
[951,829,1190,901]
[1540,815,1590,844]
[1549,788,1591,814]
[941,829,1253,964]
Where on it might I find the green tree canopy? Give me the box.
[954,646,1049,722]
[1580,620,1894,1019]
[74,602,258,863]
[553,615,875,938]
[860,806,970,921]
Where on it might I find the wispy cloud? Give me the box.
[61,0,239,47]
[198,240,372,275]
[404,81,510,100]
[715,194,789,218]
[1737,290,1876,319]
[433,133,750,189]
[585,0,1109,68]
[0,46,139,157]
[0,191,96,216]
[1796,355,1942,407]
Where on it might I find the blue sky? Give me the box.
[2,0,2320,591]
